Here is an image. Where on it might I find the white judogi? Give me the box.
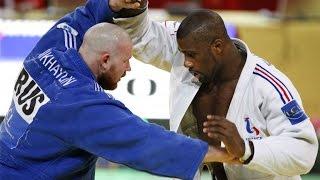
[115,10,318,180]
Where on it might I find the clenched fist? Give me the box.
[109,0,144,12]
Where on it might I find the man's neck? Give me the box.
[213,42,246,84]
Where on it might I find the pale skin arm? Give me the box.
[204,145,241,164]
[109,0,142,12]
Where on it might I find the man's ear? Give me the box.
[100,53,110,71]
[210,39,223,55]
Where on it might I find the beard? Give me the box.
[197,73,209,84]
[97,74,118,90]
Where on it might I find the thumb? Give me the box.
[204,146,230,163]
[123,1,141,9]
[225,158,242,165]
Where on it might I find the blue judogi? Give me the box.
[0,0,208,179]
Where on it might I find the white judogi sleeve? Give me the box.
[247,64,318,176]
[115,10,181,72]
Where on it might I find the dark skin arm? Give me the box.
[203,115,245,158]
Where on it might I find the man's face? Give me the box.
[177,36,218,84]
[98,44,132,90]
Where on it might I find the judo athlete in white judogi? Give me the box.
[115,3,318,180]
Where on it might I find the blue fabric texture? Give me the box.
[0,0,208,179]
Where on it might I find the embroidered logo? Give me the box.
[244,117,260,136]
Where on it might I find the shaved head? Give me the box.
[177,9,229,44]
[81,23,132,58]
[79,23,132,90]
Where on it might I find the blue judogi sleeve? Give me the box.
[52,98,208,180]
[27,0,115,58]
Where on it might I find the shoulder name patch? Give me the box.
[281,100,308,125]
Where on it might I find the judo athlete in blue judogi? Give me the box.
[0,0,234,179]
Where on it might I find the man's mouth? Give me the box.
[190,71,201,79]
[190,71,202,84]
[122,72,126,78]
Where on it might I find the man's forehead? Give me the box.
[178,37,205,51]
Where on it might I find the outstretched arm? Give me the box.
[26,0,143,59]
[114,1,183,72]
[60,97,234,179]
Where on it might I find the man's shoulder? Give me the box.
[252,57,292,87]
[251,57,298,106]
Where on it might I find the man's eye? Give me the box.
[185,52,195,58]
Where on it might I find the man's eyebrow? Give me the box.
[180,49,197,53]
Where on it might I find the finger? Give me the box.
[205,115,224,125]
[213,147,235,162]
[203,126,225,134]
[204,118,232,129]
[124,2,141,9]
[207,114,214,120]
[207,114,222,122]
[203,120,217,127]
[207,132,227,143]
[204,146,231,163]
[212,115,235,127]
[203,120,226,128]
[207,129,236,145]
[208,133,225,142]
[225,158,242,165]
[125,0,141,3]
[211,115,224,121]
[211,115,232,125]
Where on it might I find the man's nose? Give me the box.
[184,60,193,68]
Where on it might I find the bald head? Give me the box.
[177,10,229,44]
[81,23,132,57]
[79,23,132,90]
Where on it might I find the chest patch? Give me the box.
[243,117,262,140]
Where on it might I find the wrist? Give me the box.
[239,140,254,164]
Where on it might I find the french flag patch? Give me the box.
[281,100,308,125]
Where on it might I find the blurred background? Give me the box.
[0,0,320,179]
